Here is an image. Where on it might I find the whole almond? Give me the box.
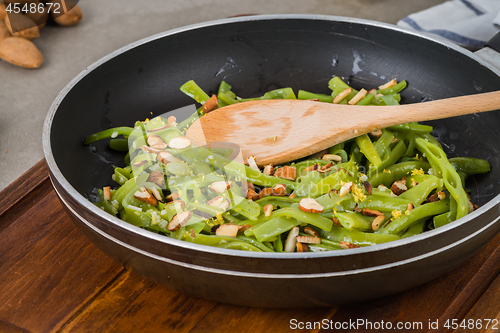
[48,0,82,26]
[0,37,43,68]
[0,3,6,20]
[24,0,49,28]
[0,20,11,42]
[5,13,40,40]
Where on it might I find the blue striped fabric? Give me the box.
[400,17,487,48]
[397,0,500,49]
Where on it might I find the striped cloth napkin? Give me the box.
[397,0,500,50]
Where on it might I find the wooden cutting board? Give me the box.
[1,159,499,333]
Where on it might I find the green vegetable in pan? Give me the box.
[85,77,489,252]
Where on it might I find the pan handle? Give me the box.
[475,32,500,71]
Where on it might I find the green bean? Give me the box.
[416,138,468,221]
[84,127,134,145]
[236,236,275,252]
[399,176,443,204]
[367,140,406,177]
[401,219,427,238]
[336,212,372,232]
[377,199,450,235]
[449,157,490,174]
[180,80,211,105]
[251,216,301,242]
[298,90,334,103]
[356,134,382,167]
[374,129,395,158]
[315,225,400,246]
[368,161,430,187]
[376,80,407,95]
[386,124,433,134]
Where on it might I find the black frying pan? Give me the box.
[44,15,500,307]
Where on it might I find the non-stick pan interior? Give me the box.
[49,16,500,206]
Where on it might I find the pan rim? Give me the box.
[42,13,500,259]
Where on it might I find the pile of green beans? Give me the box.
[84,77,490,252]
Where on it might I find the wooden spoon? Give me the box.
[185,91,500,166]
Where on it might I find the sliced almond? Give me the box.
[333,88,352,104]
[274,166,296,181]
[103,186,111,201]
[298,198,324,213]
[247,156,260,172]
[134,188,157,206]
[165,193,179,202]
[378,79,397,90]
[288,192,297,199]
[332,217,342,227]
[272,183,287,197]
[259,187,273,199]
[371,215,385,231]
[296,235,321,244]
[168,116,177,127]
[367,89,377,95]
[339,241,361,249]
[407,203,414,211]
[202,94,218,113]
[437,191,446,200]
[363,181,373,195]
[141,145,163,154]
[348,88,368,105]
[207,196,224,207]
[167,211,192,231]
[362,208,384,217]
[209,181,233,193]
[264,204,273,217]
[391,177,408,195]
[427,193,439,203]
[147,135,168,149]
[296,242,309,252]
[147,125,169,133]
[132,160,148,167]
[150,188,163,202]
[215,224,239,237]
[263,164,274,176]
[322,154,342,162]
[147,171,165,187]
[369,129,383,138]
[339,181,353,197]
[303,227,319,237]
[319,162,334,172]
[168,200,186,210]
[157,151,183,165]
[237,224,252,233]
[304,164,319,172]
[207,196,230,210]
[217,199,230,211]
[284,226,300,252]
[378,184,389,191]
[168,137,191,149]
[246,188,259,201]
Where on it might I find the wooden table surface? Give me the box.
[2,159,500,333]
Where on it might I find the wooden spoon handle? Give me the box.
[380,90,500,125]
[186,90,500,166]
